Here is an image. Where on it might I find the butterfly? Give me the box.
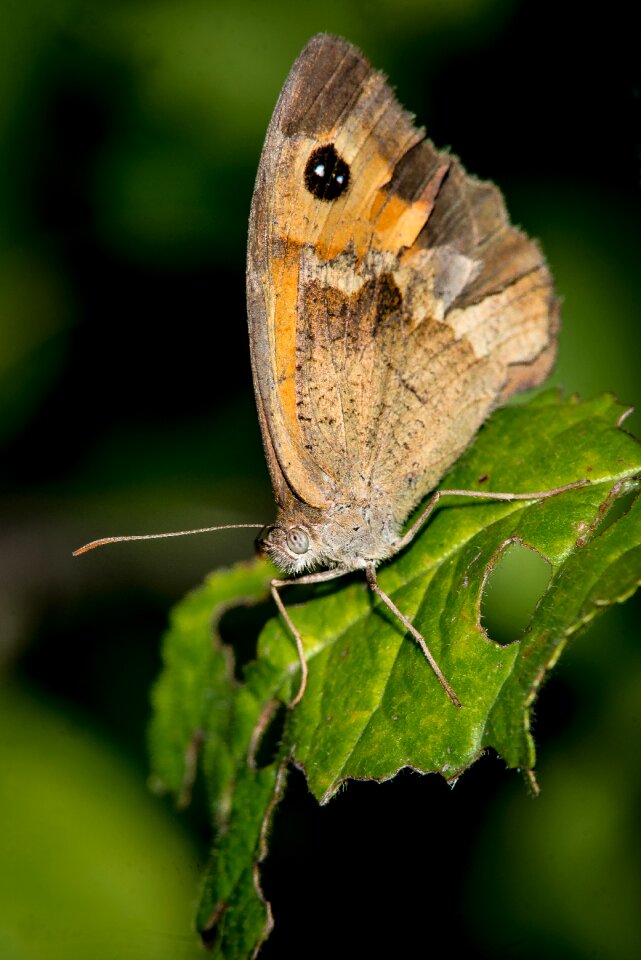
[244,34,584,706]
[75,34,583,708]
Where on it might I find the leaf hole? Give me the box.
[481,541,551,646]
[199,899,227,948]
[584,484,639,543]
[249,700,288,770]
[218,599,274,681]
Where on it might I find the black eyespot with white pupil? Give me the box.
[304,144,350,201]
[286,527,310,555]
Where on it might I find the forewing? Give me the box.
[247,34,557,521]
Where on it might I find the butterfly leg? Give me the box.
[271,567,350,707]
[365,563,462,708]
[394,479,588,553]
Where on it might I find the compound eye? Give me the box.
[286,526,310,555]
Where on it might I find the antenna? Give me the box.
[73,523,266,556]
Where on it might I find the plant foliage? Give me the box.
[149,393,641,958]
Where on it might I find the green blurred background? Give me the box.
[1,1,640,958]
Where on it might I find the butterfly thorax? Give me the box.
[256,501,400,576]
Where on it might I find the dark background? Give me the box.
[1,2,640,958]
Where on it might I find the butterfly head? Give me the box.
[256,522,320,575]
[255,501,400,576]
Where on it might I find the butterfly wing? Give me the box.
[247,34,557,524]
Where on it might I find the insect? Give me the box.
[75,34,584,708]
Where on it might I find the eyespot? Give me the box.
[286,526,310,555]
[304,144,350,201]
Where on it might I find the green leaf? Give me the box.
[149,560,289,956]
[149,392,641,958]
[149,561,275,819]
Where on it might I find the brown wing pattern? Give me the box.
[247,34,557,525]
